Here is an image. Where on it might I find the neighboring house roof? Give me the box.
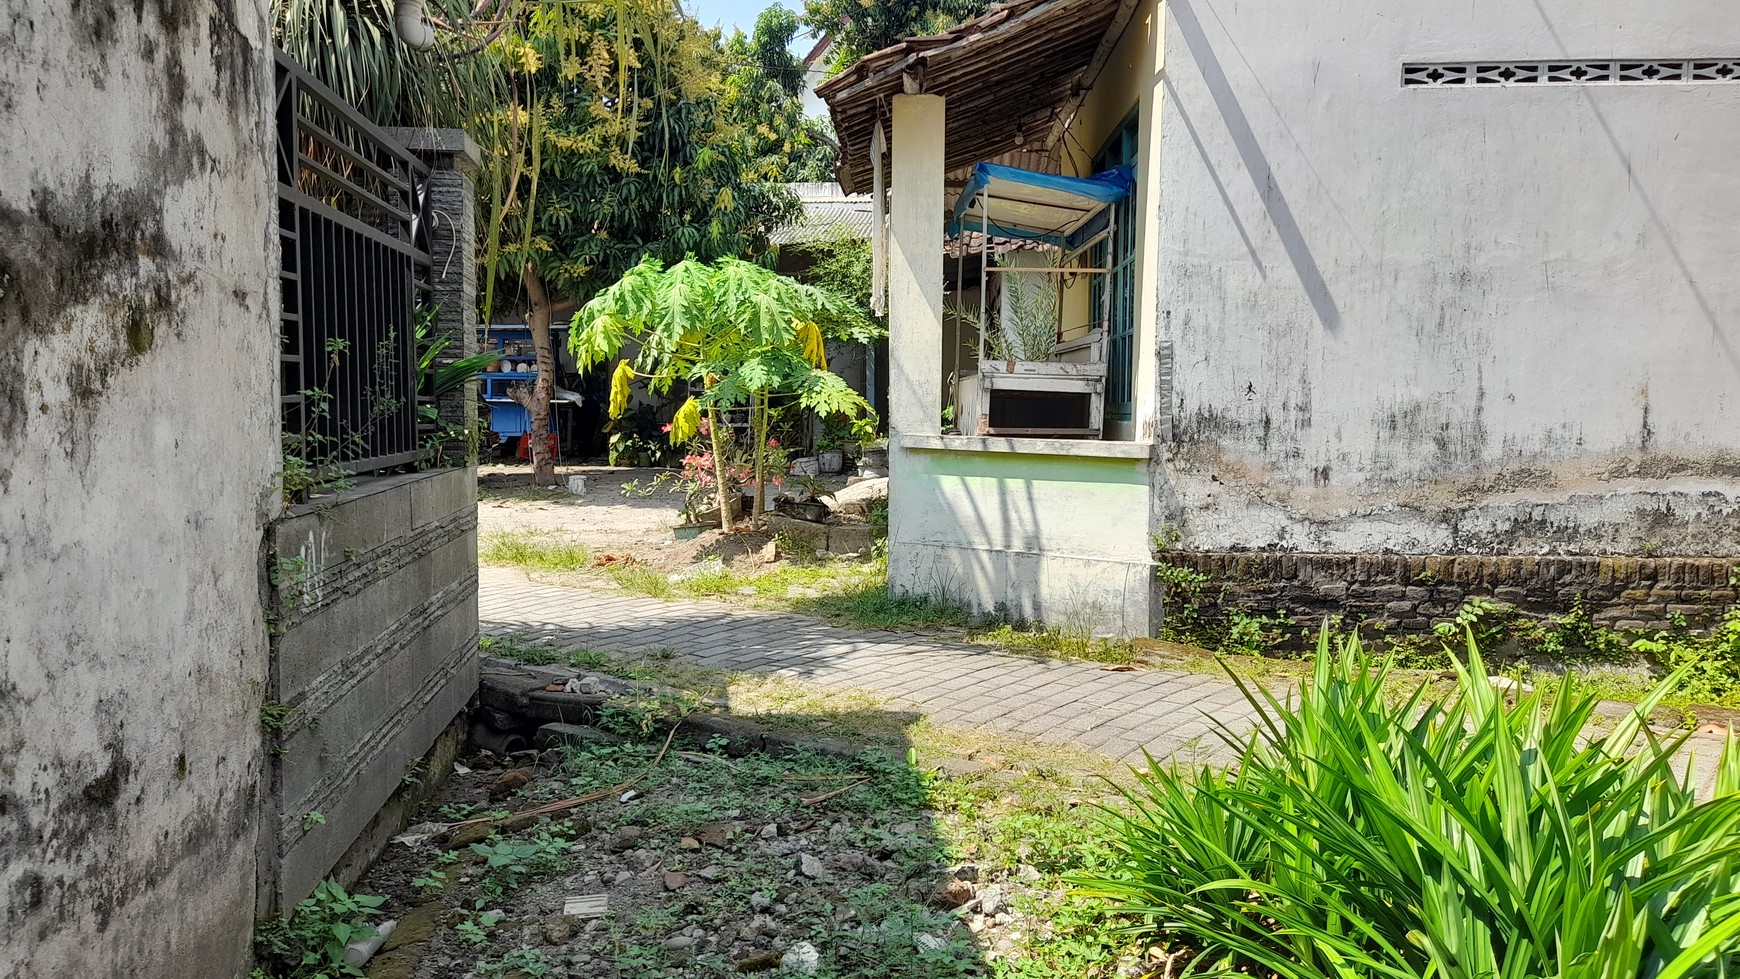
[771,182,875,245]
[770,181,1047,257]
[802,34,834,68]
[817,0,1141,194]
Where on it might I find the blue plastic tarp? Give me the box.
[948,162,1134,249]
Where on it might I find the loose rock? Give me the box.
[488,768,534,799]
[609,826,646,852]
[735,951,782,972]
[445,822,494,849]
[797,853,826,879]
[931,879,974,910]
[781,941,820,975]
[539,916,576,945]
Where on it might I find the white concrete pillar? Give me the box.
[886,93,945,597]
[887,94,946,438]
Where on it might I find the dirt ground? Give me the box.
[330,654,1131,979]
[477,464,862,573]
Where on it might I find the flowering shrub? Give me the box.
[622,424,790,526]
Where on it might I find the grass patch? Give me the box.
[479,531,591,572]
[603,562,675,598]
[483,635,1129,780]
[969,623,1139,666]
[598,555,1149,667]
[464,630,1153,976]
[793,571,974,631]
[476,635,567,666]
[477,483,565,503]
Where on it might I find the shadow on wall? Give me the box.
[1526,0,1740,376]
[1167,0,1342,333]
[884,453,1157,638]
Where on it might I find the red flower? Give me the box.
[661,423,672,433]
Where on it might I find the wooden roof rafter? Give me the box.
[817,0,1128,195]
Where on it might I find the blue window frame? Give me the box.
[1090,112,1139,422]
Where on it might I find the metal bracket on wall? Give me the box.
[1156,339,1174,443]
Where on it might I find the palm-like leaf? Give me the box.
[1075,627,1740,979]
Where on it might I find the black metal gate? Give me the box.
[275,51,431,477]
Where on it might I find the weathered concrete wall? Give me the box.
[1156,0,1740,555]
[263,468,479,910]
[889,438,1157,637]
[1060,0,1162,443]
[0,1,275,975]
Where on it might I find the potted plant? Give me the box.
[815,416,852,474]
[987,261,1060,362]
[851,415,886,471]
[623,439,748,539]
[778,472,833,523]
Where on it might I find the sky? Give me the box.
[688,0,774,35]
[687,0,803,39]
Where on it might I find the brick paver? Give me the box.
[479,566,1260,766]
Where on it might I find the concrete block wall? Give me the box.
[262,467,479,910]
[1164,550,1740,636]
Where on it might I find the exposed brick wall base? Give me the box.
[1161,551,1740,635]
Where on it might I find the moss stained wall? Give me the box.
[0,1,276,975]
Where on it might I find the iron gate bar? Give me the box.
[275,49,433,482]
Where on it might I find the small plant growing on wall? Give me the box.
[252,879,385,979]
[280,334,410,505]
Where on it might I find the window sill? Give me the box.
[894,433,1152,460]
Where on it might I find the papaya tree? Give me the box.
[571,256,880,530]
[481,2,804,486]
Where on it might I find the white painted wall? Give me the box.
[891,441,1158,637]
[1156,0,1740,554]
[0,1,276,975]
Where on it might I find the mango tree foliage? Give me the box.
[722,6,836,182]
[475,0,807,484]
[572,257,881,528]
[803,0,989,71]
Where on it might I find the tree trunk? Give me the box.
[521,262,558,486]
[707,407,735,532]
[752,391,768,523]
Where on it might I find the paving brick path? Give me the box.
[479,566,1261,766]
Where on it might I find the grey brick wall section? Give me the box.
[1162,550,1740,634]
[387,128,480,442]
[263,466,479,911]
